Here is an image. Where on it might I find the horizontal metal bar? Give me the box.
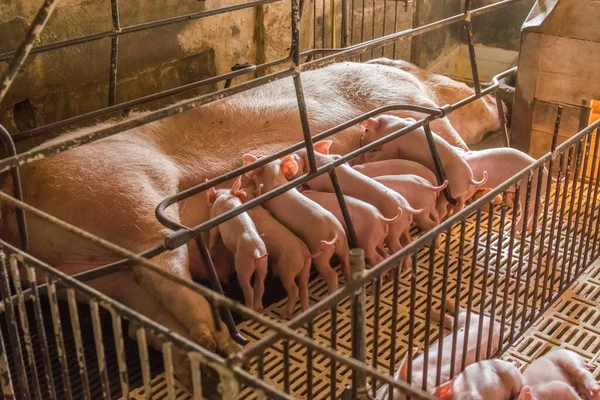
[0,0,60,104]
[299,0,525,72]
[240,115,600,358]
[0,68,294,174]
[0,0,282,62]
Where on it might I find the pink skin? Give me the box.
[358,115,488,215]
[377,297,501,400]
[520,349,600,400]
[431,359,523,400]
[280,140,421,258]
[372,174,448,230]
[206,177,268,312]
[365,58,506,146]
[300,189,398,266]
[243,188,312,318]
[242,155,349,294]
[462,148,550,234]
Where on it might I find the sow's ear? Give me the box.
[281,155,299,180]
[242,154,263,177]
[313,140,333,155]
[361,117,381,133]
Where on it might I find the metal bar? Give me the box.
[547,152,566,297]
[67,289,92,400]
[462,209,480,371]
[582,129,600,265]
[350,249,367,398]
[0,125,28,251]
[191,356,203,400]
[421,243,437,391]
[526,167,545,325]
[388,263,400,393]
[463,19,481,94]
[538,163,555,309]
[435,231,452,386]
[557,148,574,290]
[495,90,510,147]
[564,141,585,283]
[47,277,72,399]
[407,252,418,393]
[488,194,507,357]
[371,276,381,398]
[25,265,56,399]
[307,321,314,400]
[329,169,359,249]
[111,311,130,399]
[90,299,111,400]
[0,0,60,104]
[576,132,596,274]
[0,253,30,400]
[136,327,152,400]
[283,339,290,393]
[8,257,41,400]
[512,174,532,337]
[476,205,494,362]
[162,343,176,400]
[330,305,337,400]
[0,0,282,62]
[521,173,541,326]
[449,221,466,377]
[0,315,14,400]
[108,0,122,106]
[499,184,519,349]
[423,122,458,205]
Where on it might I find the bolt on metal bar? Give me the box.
[0,253,30,400]
[108,0,122,106]
[350,248,368,399]
[89,299,112,400]
[0,0,282,63]
[0,0,60,104]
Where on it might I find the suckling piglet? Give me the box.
[300,189,397,265]
[373,174,447,230]
[377,297,501,400]
[207,177,268,311]
[461,148,550,233]
[353,159,437,184]
[430,359,523,400]
[242,155,349,294]
[243,187,312,317]
[359,115,488,213]
[520,349,600,400]
[280,140,421,254]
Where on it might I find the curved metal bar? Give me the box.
[0,125,28,251]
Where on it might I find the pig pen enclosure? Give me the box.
[1,0,600,399]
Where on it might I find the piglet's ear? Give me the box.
[231,176,242,193]
[361,117,380,133]
[432,379,454,399]
[313,140,333,155]
[519,386,533,400]
[234,189,247,202]
[206,187,217,206]
[281,155,299,180]
[242,154,263,177]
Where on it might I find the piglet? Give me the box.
[373,174,447,230]
[520,349,600,400]
[280,140,421,255]
[300,189,397,265]
[353,159,437,185]
[207,176,268,311]
[359,115,487,213]
[431,359,523,400]
[461,148,550,233]
[243,187,312,317]
[377,297,501,400]
[242,155,349,294]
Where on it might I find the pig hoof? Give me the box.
[190,324,218,352]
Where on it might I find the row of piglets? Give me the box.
[377,297,600,400]
[355,114,551,233]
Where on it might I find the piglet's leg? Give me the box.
[235,252,256,310]
[298,261,311,311]
[313,252,339,294]
[253,257,268,312]
[555,353,600,400]
[281,276,300,319]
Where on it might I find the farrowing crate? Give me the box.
[2,0,598,399]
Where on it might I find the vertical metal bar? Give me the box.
[67,289,92,400]
[90,300,111,400]
[421,242,437,391]
[519,175,538,327]
[108,0,121,106]
[547,152,566,298]
[283,339,290,393]
[136,327,152,400]
[538,164,555,309]
[526,167,545,326]
[360,0,365,61]
[322,0,326,49]
[381,0,387,58]
[25,265,56,399]
[552,106,564,152]
[423,123,457,205]
[583,128,600,265]
[573,134,591,276]
[556,147,574,290]
[257,352,264,380]
[191,356,203,400]
[370,277,381,398]
[435,231,452,386]
[449,221,466,377]
[370,0,375,59]
[162,343,176,400]
[111,310,130,399]
[495,91,510,147]
[330,306,337,400]
[350,249,367,399]
[341,0,350,47]
[8,257,41,400]
[313,0,318,51]
[566,140,586,280]
[488,194,507,357]
[461,210,480,372]
[329,169,359,248]
[0,253,30,400]
[578,131,598,272]
[306,322,314,399]
[388,263,400,400]
[47,277,72,400]
[393,0,400,59]
[406,252,417,396]
[0,0,61,104]
[0,315,14,400]
[476,204,494,362]
[330,0,336,48]
[195,237,246,344]
[590,137,600,260]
